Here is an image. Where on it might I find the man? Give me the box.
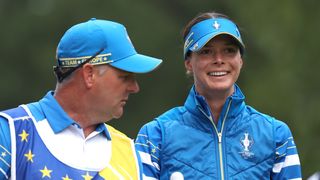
[0,18,162,179]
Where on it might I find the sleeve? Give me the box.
[134,148,144,180]
[271,120,302,180]
[0,116,11,179]
[135,120,162,180]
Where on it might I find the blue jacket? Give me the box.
[135,85,302,179]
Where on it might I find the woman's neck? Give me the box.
[198,87,234,124]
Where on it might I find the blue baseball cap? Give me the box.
[56,18,162,73]
[183,18,245,59]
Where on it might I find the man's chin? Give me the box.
[112,116,121,120]
[111,111,124,119]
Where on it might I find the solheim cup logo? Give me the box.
[213,20,220,30]
[239,132,254,159]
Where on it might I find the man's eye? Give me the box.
[119,74,129,80]
[120,74,135,81]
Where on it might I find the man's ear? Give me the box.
[82,64,95,88]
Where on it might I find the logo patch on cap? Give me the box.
[59,53,112,67]
[191,42,199,51]
[213,20,220,30]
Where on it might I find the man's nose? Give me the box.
[129,80,140,94]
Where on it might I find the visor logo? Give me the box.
[213,21,220,30]
[192,42,199,50]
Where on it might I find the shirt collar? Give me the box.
[191,84,245,118]
[38,91,111,139]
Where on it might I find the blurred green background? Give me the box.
[0,0,319,177]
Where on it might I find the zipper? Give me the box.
[199,99,232,180]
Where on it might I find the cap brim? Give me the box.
[110,54,162,73]
[191,32,245,53]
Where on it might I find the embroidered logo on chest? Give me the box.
[239,132,254,159]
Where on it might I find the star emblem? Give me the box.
[1,152,6,157]
[151,148,156,154]
[19,130,29,142]
[40,166,52,178]
[82,172,93,180]
[24,150,35,162]
[213,20,220,30]
[62,174,73,180]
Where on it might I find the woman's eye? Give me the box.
[199,49,212,55]
[224,47,238,54]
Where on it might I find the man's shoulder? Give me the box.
[0,106,27,119]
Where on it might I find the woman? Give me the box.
[135,12,302,179]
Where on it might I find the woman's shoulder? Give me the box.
[244,105,291,129]
[155,106,186,121]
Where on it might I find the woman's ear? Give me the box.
[184,59,193,73]
[240,58,244,69]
